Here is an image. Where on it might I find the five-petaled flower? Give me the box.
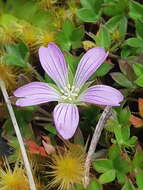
[14,43,123,139]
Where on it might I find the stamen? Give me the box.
[75,88,79,92]
[64,86,68,91]
[60,89,65,93]
[67,83,71,89]
[71,85,75,91]
[61,85,80,103]
[61,96,67,100]
[71,93,78,97]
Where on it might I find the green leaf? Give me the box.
[44,73,54,84]
[108,144,120,160]
[105,15,124,31]
[133,63,143,77]
[91,62,113,77]
[65,53,80,75]
[126,136,137,146]
[3,119,15,136]
[121,46,132,58]
[121,180,136,190]
[96,26,111,48]
[99,170,116,184]
[106,15,127,41]
[93,159,114,173]
[56,32,71,51]
[77,8,100,22]
[3,109,33,139]
[106,119,119,133]
[116,171,126,184]
[103,0,128,16]
[57,20,83,50]
[44,125,57,135]
[80,0,103,10]
[70,27,84,49]
[111,72,134,88]
[125,38,143,48]
[71,27,84,42]
[118,16,128,40]
[15,110,33,139]
[65,53,80,86]
[136,172,143,189]
[135,19,143,39]
[129,0,143,20]
[133,151,143,170]
[25,106,38,111]
[63,20,75,39]
[118,109,131,125]
[4,42,29,67]
[135,75,143,87]
[8,137,21,163]
[86,179,102,190]
[121,125,130,141]
[113,157,129,174]
[80,0,97,9]
[0,14,18,28]
[114,125,123,144]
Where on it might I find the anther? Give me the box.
[67,83,71,89]
[75,88,79,92]
[60,89,65,93]
[71,85,75,91]
[71,93,78,96]
[61,96,67,100]
[64,86,68,90]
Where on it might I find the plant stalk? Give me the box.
[83,106,112,187]
[0,79,37,190]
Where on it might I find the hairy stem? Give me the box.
[27,62,44,82]
[0,79,37,190]
[83,106,112,187]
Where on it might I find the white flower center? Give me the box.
[60,84,80,103]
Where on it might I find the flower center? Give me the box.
[60,84,80,103]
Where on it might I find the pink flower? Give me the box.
[14,43,123,139]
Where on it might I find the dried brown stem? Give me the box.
[0,79,36,190]
[83,106,112,187]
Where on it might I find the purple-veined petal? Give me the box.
[74,47,108,89]
[79,85,123,106]
[39,43,68,89]
[14,82,60,106]
[15,97,58,107]
[53,103,79,140]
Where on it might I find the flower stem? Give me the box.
[0,79,37,190]
[83,106,112,187]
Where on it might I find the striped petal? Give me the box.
[79,85,123,106]
[53,103,79,139]
[74,47,108,89]
[14,82,60,106]
[39,43,68,90]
